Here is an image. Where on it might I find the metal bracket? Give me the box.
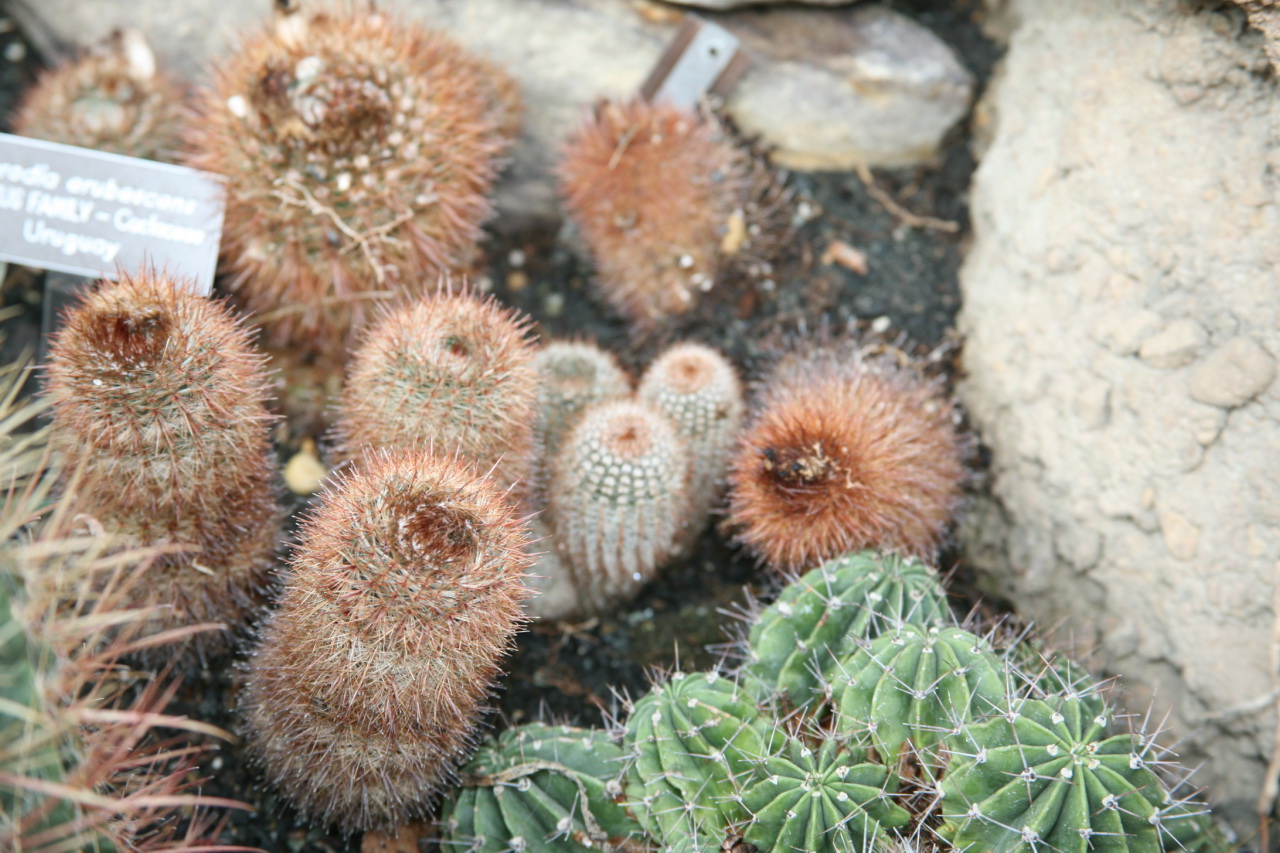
[641,17,749,111]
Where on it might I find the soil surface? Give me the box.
[0,3,1000,851]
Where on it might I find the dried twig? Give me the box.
[1256,557,1280,849]
[854,162,959,234]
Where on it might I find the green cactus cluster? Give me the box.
[438,550,1228,853]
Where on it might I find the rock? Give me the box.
[7,0,971,221]
[664,0,853,10]
[958,0,1280,832]
[1189,336,1276,408]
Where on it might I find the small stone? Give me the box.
[283,438,327,495]
[506,270,529,291]
[1158,507,1201,562]
[1188,337,1276,408]
[1138,318,1207,369]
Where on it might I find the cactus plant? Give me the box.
[532,339,631,469]
[938,695,1202,853]
[42,269,282,662]
[332,288,540,496]
[240,446,533,832]
[726,343,965,574]
[184,3,519,359]
[744,550,952,708]
[12,29,185,161]
[441,723,643,852]
[740,737,911,853]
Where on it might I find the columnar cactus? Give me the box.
[558,99,781,334]
[546,398,690,614]
[185,3,519,357]
[332,289,539,495]
[532,339,631,467]
[240,447,533,831]
[744,550,952,707]
[726,344,966,573]
[12,29,185,161]
[637,341,743,551]
[43,270,281,661]
[440,723,643,852]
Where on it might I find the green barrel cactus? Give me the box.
[623,671,777,849]
[740,737,910,853]
[939,695,1202,853]
[441,723,642,852]
[833,624,1007,767]
[744,551,951,707]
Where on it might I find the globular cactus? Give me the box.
[533,339,631,469]
[546,398,690,614]
[440,723,643,853]
[12,29,185,161]
[637,341,743,552]
[744,551,952,708]
[558,99,782,334]
[833,624,1007,769]
[240,447,533,832]
[622,671,777,850]
[939,695,1202,853]
[43,269,281,661]
[184,4,519,358]
[726,344,965,574]
[740,738,910,853]
[332,289,539,496]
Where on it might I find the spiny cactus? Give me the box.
[332,288,539,496]
[12,29,185,161]
[440,723,643,852]
[726,343,965,574]
[184,3,519,358]
[240,447,533,832]
[622,671,776,850]
[533,339,631,469]
[558,99,781,335]
[546,397,690,615]
[42,269,282,662]
[833,624,1007,768]
[938,695,1202,853]
[637,341,743,552]
[744,551,952,708]
[740,737,910,853]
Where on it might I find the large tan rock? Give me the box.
[960,0,1279,832]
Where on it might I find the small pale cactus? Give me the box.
[547,398,690,614]
[740,737,910,853]
[744,550,952,707]
[533,339,631,467]
[440,723,642,853]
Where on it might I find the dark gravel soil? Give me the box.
[0,3,1001,851]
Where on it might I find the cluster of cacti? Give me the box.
[527,339,744,619]
[558,98,785,335]
[726,341,966,574]
[240,447,534,832]
[42,269,283,662]
[12,28,186,161]
[440,550,1223,853]
[184,3,519,361]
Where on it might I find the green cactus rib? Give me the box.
[833,624,1007,767]
[939,696,1201,853]
[441,723,642,853]
[623,672,777,848]
[741,738,910,853]
[745,550,951,708]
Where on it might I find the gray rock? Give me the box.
[7,0,971,221]
[958,0,1279,832]
[664,0,854,9]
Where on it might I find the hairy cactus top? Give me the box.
[533,339,631,467]
[333,289,539,494]
[12,29,185,161]
[184,4,518,357]
[726,344,965,573]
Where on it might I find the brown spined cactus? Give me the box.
[331,288,539,496]
[557,98,781,335]
[183,4,519,359]
[637,341,743,551]
[12,29,185,161]
[42,269,281,661]
[725,344,965,575]
[546,397,690,615]
[240,447,533,832]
